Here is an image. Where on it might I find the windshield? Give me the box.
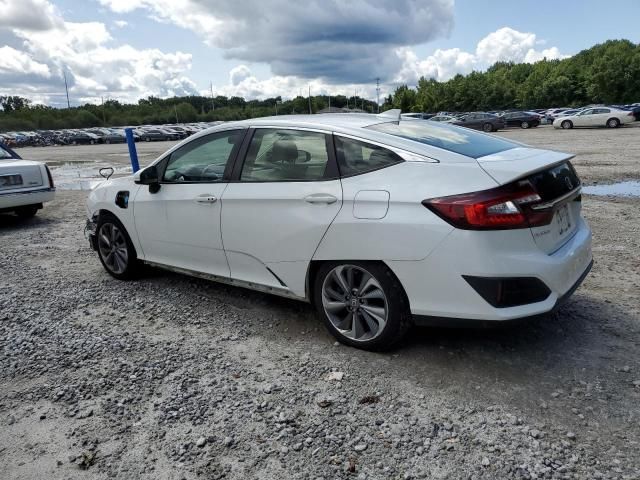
[367,121,518,159]
[0,144,18,160]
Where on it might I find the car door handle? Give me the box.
[304,194,337,204]
[195,194,217,204]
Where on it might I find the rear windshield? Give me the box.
[367,121,518,159]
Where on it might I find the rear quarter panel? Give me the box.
[313,161,499,262]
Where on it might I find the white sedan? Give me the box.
[553,107,635,129]
[86,111,592,350]
[0,143,55,218]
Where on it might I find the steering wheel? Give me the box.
[200,164,221,180]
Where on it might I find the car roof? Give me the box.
[157,112,524,165]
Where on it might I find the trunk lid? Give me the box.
[0,159,45,192]
[477,147,581,254]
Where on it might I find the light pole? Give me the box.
[275,100,281,115]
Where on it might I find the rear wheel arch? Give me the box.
[311,259,413,350]
[606,117,620,128]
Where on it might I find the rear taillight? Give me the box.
[423,181,554,230]
[45,165,54,188]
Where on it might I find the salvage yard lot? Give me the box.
[1,124,639,479]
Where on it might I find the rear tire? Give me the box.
[561,120,573,129]
[95,212,140,280]
[607,118,620,128]
[15,205,38,218]
[520,121,530,129]
[483,123,493,132]
[314,261,412,351]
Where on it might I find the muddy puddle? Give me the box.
[50,162,132,190]
[582,181,640,198]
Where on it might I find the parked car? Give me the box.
[66,131,101,145]
[500,111,541,129]
[450,112,505,132]
[86,111,592,351]
[102,131,127,144]
[429,115,456,122]
[401,113,435,120]
[0,142,55,218]
[139,129,181,141]
[553,107,635,129]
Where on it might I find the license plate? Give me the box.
[555,203,572,236]
[0,174,22,187]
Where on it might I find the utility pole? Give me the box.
[209,81,215,111]
[376,78,380,113]
[308,85,312,114]
[101,96,106,125]
[63,70,71,108]
[328,95,331,110]
[174,104,179,123]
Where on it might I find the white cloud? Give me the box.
[114,20,128,28]
[0,0,63,31]
[0,46,51,77]
[0,0,198,105]
[395,27,567,84]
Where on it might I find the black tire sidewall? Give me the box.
[313,261,412,351]
[483,123,493,132]
[96,213,139,280]
[607,118,619,128]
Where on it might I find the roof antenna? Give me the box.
[377,109,401,122]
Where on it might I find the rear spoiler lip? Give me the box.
[476,147,576,186]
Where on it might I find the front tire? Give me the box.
[314,261,412,351]
[607,118,620,128]
[483,123,493,132]
[561,120,573,129]
[96,213,140,280]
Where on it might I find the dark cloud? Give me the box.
[203,0,454,82]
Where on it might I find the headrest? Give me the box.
[272,139,298,163]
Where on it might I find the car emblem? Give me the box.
[350,297,358,308]
[565,177,573,190]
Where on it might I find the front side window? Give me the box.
[163,130,242,183]
[335,136,403,177]
[240,129,330,182]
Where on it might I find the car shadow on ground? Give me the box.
[144,265,630,370]
[0,212,57,230]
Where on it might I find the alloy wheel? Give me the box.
[321,265,388,342]
[98,222,129,275]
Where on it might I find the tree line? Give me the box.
[1,39,638,132]
[0,93,378,132]
[389,39,640,113]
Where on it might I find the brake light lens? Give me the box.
[423,181,554,230]
[45,165,54,188]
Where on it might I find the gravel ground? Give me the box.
[1,124,640,479]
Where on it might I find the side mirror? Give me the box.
[135,165,161,193]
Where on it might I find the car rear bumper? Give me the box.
[387,217,593,323]
[0,187,55,210]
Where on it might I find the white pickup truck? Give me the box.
[0,143,55,218]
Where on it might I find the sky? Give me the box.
[0,0,638,107]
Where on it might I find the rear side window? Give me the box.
[367,121,518,159]
[335,136,403,177]
[240,129,330,182]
